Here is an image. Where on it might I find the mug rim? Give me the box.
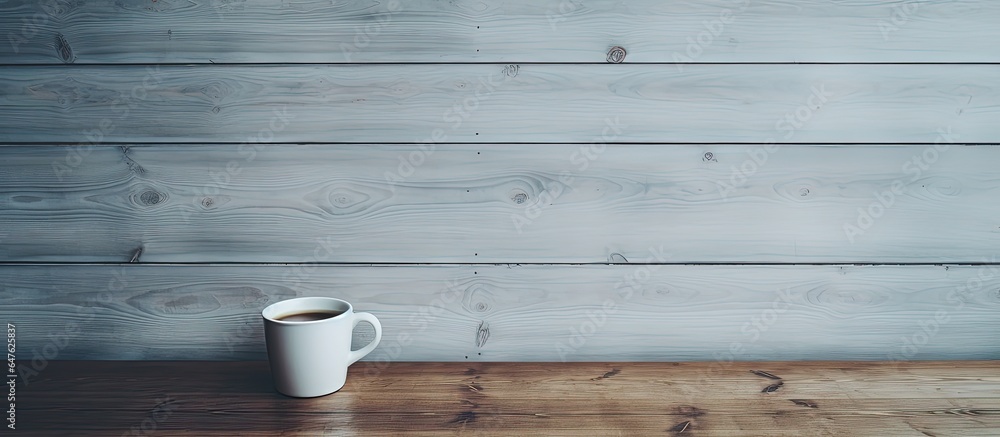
[261,297,354,325]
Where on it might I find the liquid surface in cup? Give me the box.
[276,310,345,322]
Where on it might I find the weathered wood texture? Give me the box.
[1,144,997,263]
[2,0,998,369]
[15,361,1000,435]
[2,0,999,64]
[2,264,998,361]
[0,65,992,143]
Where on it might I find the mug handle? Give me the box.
[347,312,382,365]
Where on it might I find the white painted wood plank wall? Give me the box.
[0,0,996,361]
[0,65,994,143]
[0,144,996,263]
[1,0,998,63]
[2,265,998,361]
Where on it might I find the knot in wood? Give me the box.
[138,190,164,206]
[475,321,490,347]
[503,64,519,77]
[54,33,75,64]
[607,46,627,63]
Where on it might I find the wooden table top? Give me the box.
[14,360,1000,436]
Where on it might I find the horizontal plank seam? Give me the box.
[1,142,997,147]
[3,62,1000,67]
[0,262,996,267]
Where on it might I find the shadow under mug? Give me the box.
[262,297,382,397]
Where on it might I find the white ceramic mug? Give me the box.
[262,297,382,397]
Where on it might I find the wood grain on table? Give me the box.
[15,361,1000,436]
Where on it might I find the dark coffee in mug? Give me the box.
[276,310,344,322]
